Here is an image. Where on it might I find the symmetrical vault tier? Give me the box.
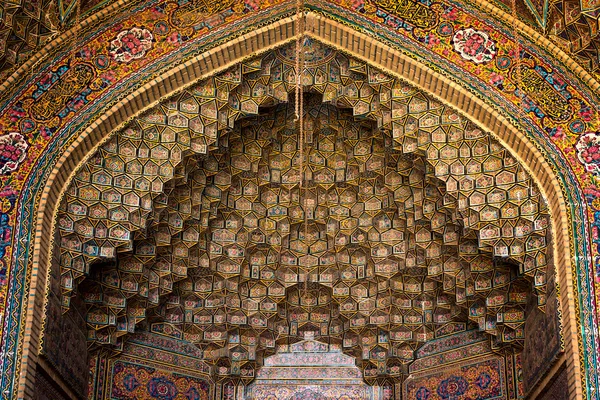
[56,40,550,379]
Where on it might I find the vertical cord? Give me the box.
[294,0,312,332]
[294,0,304,200]
[295,0,302,127]
[294,0,304,333]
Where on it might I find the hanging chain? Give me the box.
[295,0,304,199]
[294,0,314,333]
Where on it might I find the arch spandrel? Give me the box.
[0,1,596,399]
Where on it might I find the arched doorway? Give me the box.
[246,338,376,400]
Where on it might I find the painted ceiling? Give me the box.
[55,41,550,380]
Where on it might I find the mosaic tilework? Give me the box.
[250,386,372,399]
[88,331,213,399]
[109,360,211,400]
[405,329,523,399]
[247,339,375,399]
[404,355,507,400]
[0,0,597,398]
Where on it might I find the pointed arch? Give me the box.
[0,6,595,400]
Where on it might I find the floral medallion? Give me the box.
[576,131,600,174]
[415,387,431,400]
[109,27,154,63]
[146,377,178,399]
[436,375,469,397]
[0,133,28,175]
[452,28,496,64]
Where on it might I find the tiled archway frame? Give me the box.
[0,2,598,400]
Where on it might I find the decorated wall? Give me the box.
[88,332,213,399]
[40,37,557,399]
[38,234,90,398]
[0,0,598,399]
[246,339,377,400]
[404,330,523,399]
[522,260,562,392]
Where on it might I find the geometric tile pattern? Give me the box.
[405,329,521,399]
[404,354,506,399]
[56,41,550,379]
[0,0,113,81]
[88,331,213,399]
[487,0,600,74]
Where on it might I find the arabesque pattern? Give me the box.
[57,41,550,379]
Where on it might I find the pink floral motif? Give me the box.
[452,28,496,64]
[351,0,365,10]
[109,27,154,63]
[245,0,261,11]
[489,72,504,87]
[0,186,18,198]
[577,131,600,174]
[0,133,28,175]
[443,7,459,20]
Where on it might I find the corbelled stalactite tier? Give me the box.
[56,42,550,376]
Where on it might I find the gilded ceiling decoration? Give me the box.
[57,40,550,379]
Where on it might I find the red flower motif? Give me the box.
[0,133,28,175]
[0,187,18,198]
[452,28,496,64]
[577,132,600,174]
[245,0,260,10]
[443,8,459,20]
[166,32,181,45]
[489,72,504,86]
[109,27,154,63]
